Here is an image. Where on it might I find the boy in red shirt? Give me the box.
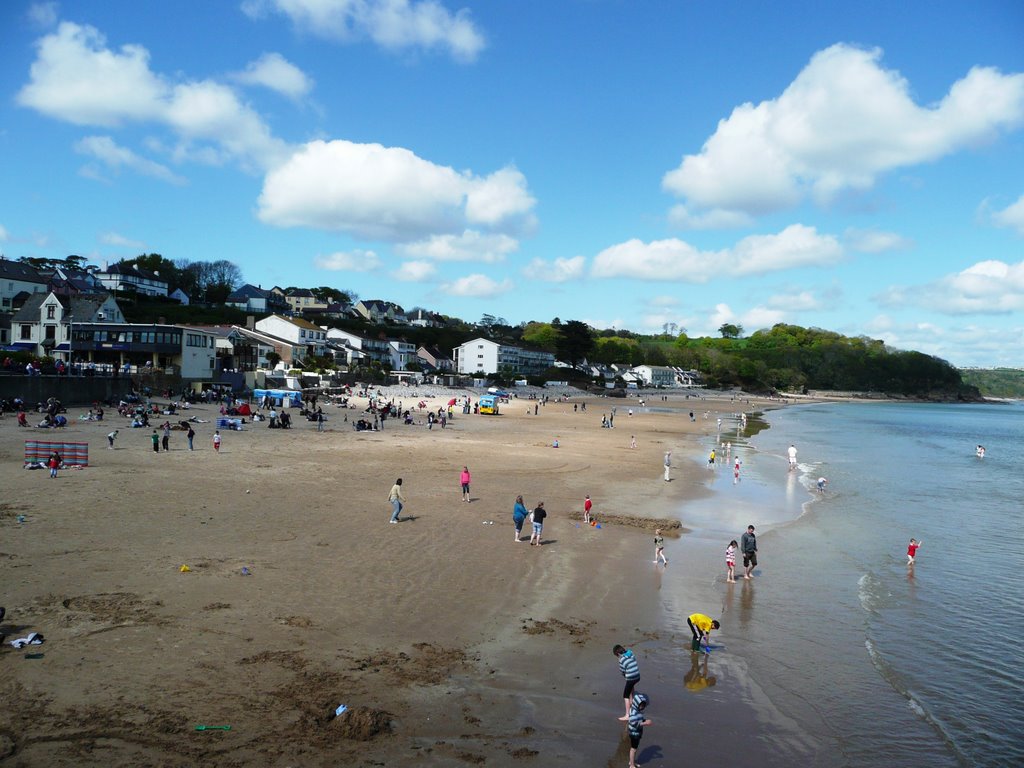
[907,538,922,566]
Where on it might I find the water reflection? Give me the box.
[683,651,717,693]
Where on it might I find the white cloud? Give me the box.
[591,224,841,282]
[17,22,289,171]
[397,230,518,262]
[876,259,1024,314]
[667,204,753,230]
[440,273,512,298]
[863,314,1024,367]
[663,44,1024,217]
[765,290,822,311]
[242,0,486,62]
[99,232,145,249]
[992,194,1024,235]
[464,167,535,226]
[27,2,58,27]
[314,249,381,271]
[232,52,313,100]
[393,260,437,281]
[521,256,585,283]
[257,140,536,241]
[649,296,679,308]
[0,224,8,241]
[694,303,784,337]
[844,227,913,253]
[75,135,186,184]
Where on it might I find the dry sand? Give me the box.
[0,388,777,766]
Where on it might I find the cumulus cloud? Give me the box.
[17,21,289,171]
[232,52,313,100]
[697,303,784,336]
[863,314,1024,367]
[844,227,913,253]
[257,140,536,241]
[397,230,518,262]
[440,273,513,298]
[313,249,381,271]
[521,256,585,283]
[99,232,145,249]
[75,135,186,184]
[393,260,437,281]
[991,194,1024,235]
[591,224,841,282]
[27,2,58,27]
[876,259,1024,315]
[663,44,1024,218]
[667,204,753,231]
[242,0,486,62]
[765,290,823,311]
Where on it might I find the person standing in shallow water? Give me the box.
[741,525,757,579]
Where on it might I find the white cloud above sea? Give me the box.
[241,0,486,62]
[991,194,1024,235]
[875,259,1024,315]
[314,249,381,271]
[232,53,313,100]
[590,224,842,281]
[440,273,512,298]
[864,314,1024,367]
[662,44,1024,218]
[17,21,290,171]
[257,140,536,241]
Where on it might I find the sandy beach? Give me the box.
[0,387,779,766]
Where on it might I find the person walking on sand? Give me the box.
[626,692,652,768]
[162,421,171,452]
[583,495,593,524]
[630,434,637,449]
[741,525,757,579]
[664,451,672,482]
[613,644,641,720]
[788,444,798,470]
[212,430,221,453]
[187,425,195,451]
[687,613,721,653]
[725,540,738,583]
[151,429,159,453]
[388,478,405,524]
[654,529,668,566]
[513,495,528,541]
[529,502,547,545]
[907,538,922,566]
[460,466,471,502]
[107,429,118,449]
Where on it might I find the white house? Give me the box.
[255,315,329,362]
[630,365,677,388]
[388,340,417,371]
[10,291,124,361]
[94,263,169,297]
[452,338,555,377]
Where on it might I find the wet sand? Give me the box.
[0,389,783,766]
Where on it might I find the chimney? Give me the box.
[246,315,255,330]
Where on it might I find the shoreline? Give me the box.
[0,387,803,766]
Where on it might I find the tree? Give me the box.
[556,320,594,369]
[719,323,744,339]
[521,322,560,352]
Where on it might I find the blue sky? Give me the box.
[2,1,1023,367]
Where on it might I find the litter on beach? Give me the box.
[179,564,191,572]
[195,725,232,731]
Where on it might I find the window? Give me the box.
[45,325,56,340]
[20,324,32,340]
[46,305,55,319]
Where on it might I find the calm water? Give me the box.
[655,400,1024,768]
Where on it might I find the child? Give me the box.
[613,645,641,721]
[48,451,61,479]
[626,692,652,768]
[213,430,221,453]
[630,435,637,449]
[653,529,668,566]
[583,495,592,524]
[907,538,922,566]
[107,429,118,449]
[725,540,737,583]
[460,466,471,502]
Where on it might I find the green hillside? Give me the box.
[959,368,1024,399]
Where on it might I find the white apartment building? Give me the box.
[452,338,555,377]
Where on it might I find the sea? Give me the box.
[647,400,1024,768]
